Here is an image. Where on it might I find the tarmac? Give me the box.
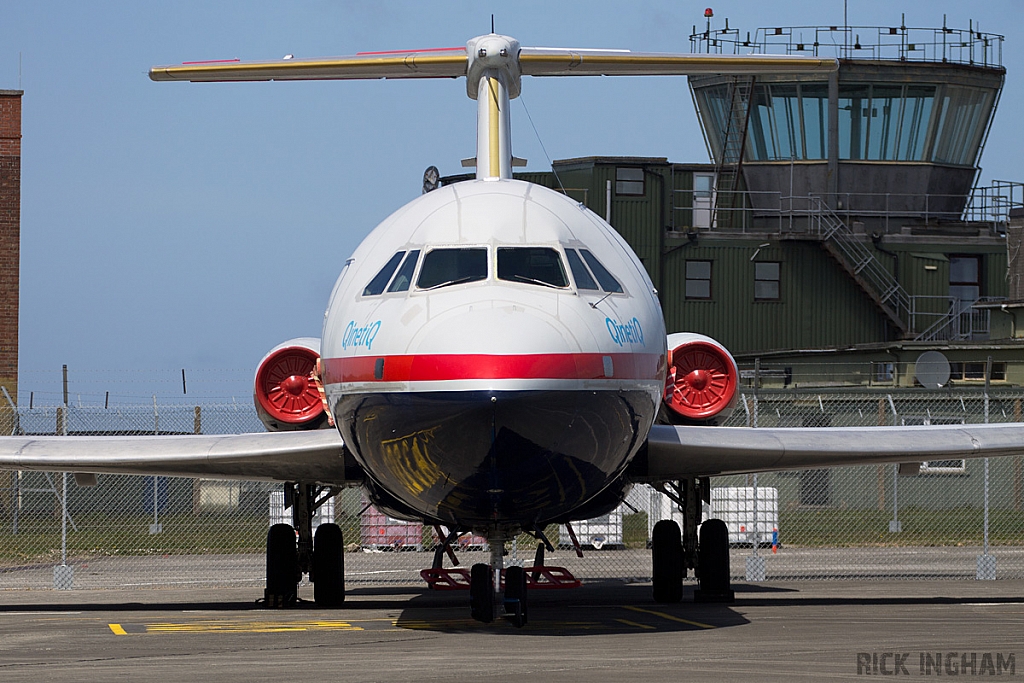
[1,578,1022,682]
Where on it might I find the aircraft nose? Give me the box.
[412,302,576,356]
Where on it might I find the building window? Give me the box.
[950,361,1006,381]
[754,262,780,300]
[949,255,981,310]
[872,362,895,383]
[685,260,712,299]
[615,167,645,196]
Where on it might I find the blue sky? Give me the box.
[1,1,1020,405]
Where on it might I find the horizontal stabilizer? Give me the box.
[150,49,468,82]
[518,47,838,76]
[151,43,837,83]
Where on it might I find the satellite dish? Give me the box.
[422,165,440,194]
[914,351,951,389]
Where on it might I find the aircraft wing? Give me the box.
[518,48,838,76]
[636,422,1024,481]
[150,46,835,83]
[0,430,355,485]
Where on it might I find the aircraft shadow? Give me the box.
[392,580,751,635]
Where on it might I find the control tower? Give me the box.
[688,18,1004,230]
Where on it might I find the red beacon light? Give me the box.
[704,8,714,18]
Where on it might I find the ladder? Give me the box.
[712,76,755,230]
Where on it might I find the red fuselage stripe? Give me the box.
[322,353,664,384]
[355,47,465,56]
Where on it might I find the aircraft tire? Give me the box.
[313,523,345,607]
[651,519,683,603]
[504,565,528,628]
[469,563,494,623]
[265,523,299,607]
[698,518,731,593]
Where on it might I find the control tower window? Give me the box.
[416,248,488,290]
[838,83,939,162]
[745,83,828,161]
[363,251,405,296]
[932,86,994,166]
[497,247,569,288]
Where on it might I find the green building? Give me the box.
[442,20,1024,390]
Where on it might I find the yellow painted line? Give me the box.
[622,605,716,629]
[108,623,127,636]
[140,620,362,634]
[487,76,500,178]
[615,618,656,630]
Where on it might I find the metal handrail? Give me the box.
[690,20,1003,68]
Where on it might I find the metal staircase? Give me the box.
[808,198,912,336]
[711,76,754,230]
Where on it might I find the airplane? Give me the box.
[3,33,1024,627]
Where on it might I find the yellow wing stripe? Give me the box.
[150,53,468,82]
[519,52,838,75]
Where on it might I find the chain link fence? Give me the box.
[1,388,1023,590]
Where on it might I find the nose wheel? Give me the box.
[468,531,529,628]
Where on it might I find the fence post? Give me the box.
[1015,400,1022,512]
[887,395,902,533]
[192,406,202,516]
[53,396,73,589]
[746,360,766,581]
[149,396,162,535]
[876,399,886,510]
[977,357,996,579]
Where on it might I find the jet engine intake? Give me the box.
[660,332,739,426]
[254,337,331,432]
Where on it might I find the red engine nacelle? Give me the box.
[660,332,739,425]
[254,337,331,432]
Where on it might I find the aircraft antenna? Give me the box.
[518,92,568,197]
[491,14,495,33]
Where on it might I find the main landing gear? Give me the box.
[264,481,343,608]
[651,477,734,604]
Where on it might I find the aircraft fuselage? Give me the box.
[320,179,666,531]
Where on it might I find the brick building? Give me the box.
[0,90,21,406]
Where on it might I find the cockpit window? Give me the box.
[416,248,488,290]
[363,251,405,296]
[497,247,569,288]
[565,249,599,290]
[580,249,624,293]
[386,249,420,293]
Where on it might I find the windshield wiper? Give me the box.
[421,276,480,291]
[507,274,564,289]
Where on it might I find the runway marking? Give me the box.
[111,619,363,634]
[621,606,716,629]
[615,618,656,630]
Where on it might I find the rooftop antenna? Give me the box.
[843,0,848,59]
